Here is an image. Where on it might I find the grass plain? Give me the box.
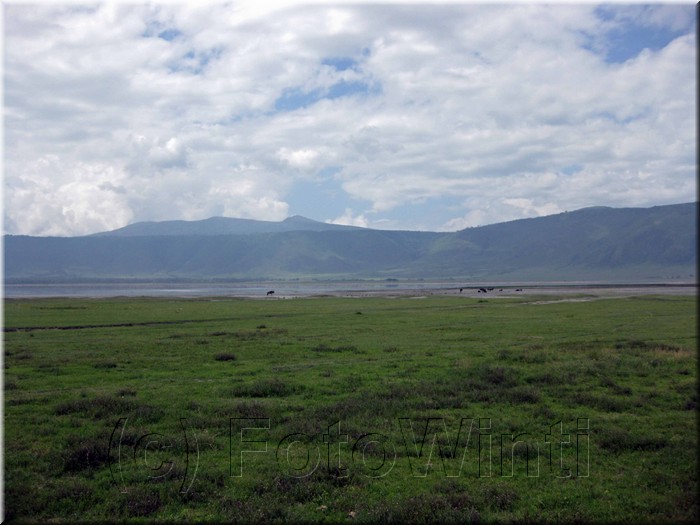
[3,293,698,522]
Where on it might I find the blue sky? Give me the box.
[3,1,696,236]
[593,4,693,63]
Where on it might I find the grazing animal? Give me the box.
[266,290,275,296]
[515,288,522,292]
[459,288,463,293]
[479,288,488,293]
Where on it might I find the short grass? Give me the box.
[3,294,698,523]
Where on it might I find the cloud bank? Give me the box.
[4,2,696,235]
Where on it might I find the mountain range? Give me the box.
[4,202,696,282]
[90,214,363,237]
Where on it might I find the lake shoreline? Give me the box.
[3,281,696,300]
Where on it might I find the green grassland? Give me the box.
[3,294,698,522]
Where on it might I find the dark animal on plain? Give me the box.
[266,290,275,296]
[515,288,522,292]
[459,288,463,293]
[487,287,494,291]
[499,289,503,292]
[479,288,488,293]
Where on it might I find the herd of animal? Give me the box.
[460,287,523,293]
[265,287,524,296]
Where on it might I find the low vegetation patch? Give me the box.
[311,343,360,353]
[55,395,136,418]
[230,378,302,398]
[62,436,110,473]
[93,360,117,369]
[597,426,669,453]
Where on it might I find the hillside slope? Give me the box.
[415,203,697,279]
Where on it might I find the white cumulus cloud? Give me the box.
[3,2,696,235]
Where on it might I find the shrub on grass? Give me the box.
[55,395,136,418]
[525,372,564,385]
[597,426,668,453]
[93,361,117,369]
[219,494,288,522]
[231,378,301,398]
[318,383,417,419]
[230,328,288,340]
[634,435,668,451]
[4,473,51,521]
[270,475,329,504]
[34,364,62,375]
[55,395,162,422]
[55,478,94,505]
[234,401,269,418]
[533,404,556,420]
[116,388,137,397]
[133,404,165,423]
[497,349,513,360]
[63,436,109,472]
[311,343,358,353]
[519,350,549,364]
[654,343,685,353]
[362,492,480,523]
[124,487,162,517]
[598,395,631,412]
[600,377,633,396]
[598,427,634,453]
[7,397,37,406]
[615,339,651,350]
[507,385,541,404]
[470,363,518,388]
[569,391,631,413]
[484,484,520,511]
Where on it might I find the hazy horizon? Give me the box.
[4,200,694,238]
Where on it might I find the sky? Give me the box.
[3,1,697,236]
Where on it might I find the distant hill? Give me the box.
[4,202,696,282]
[91,215,363,236]
[415,203,697,279]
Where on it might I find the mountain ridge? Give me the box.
[87,203,682,238]
[5,202,696,282]
[89,214,364,237]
